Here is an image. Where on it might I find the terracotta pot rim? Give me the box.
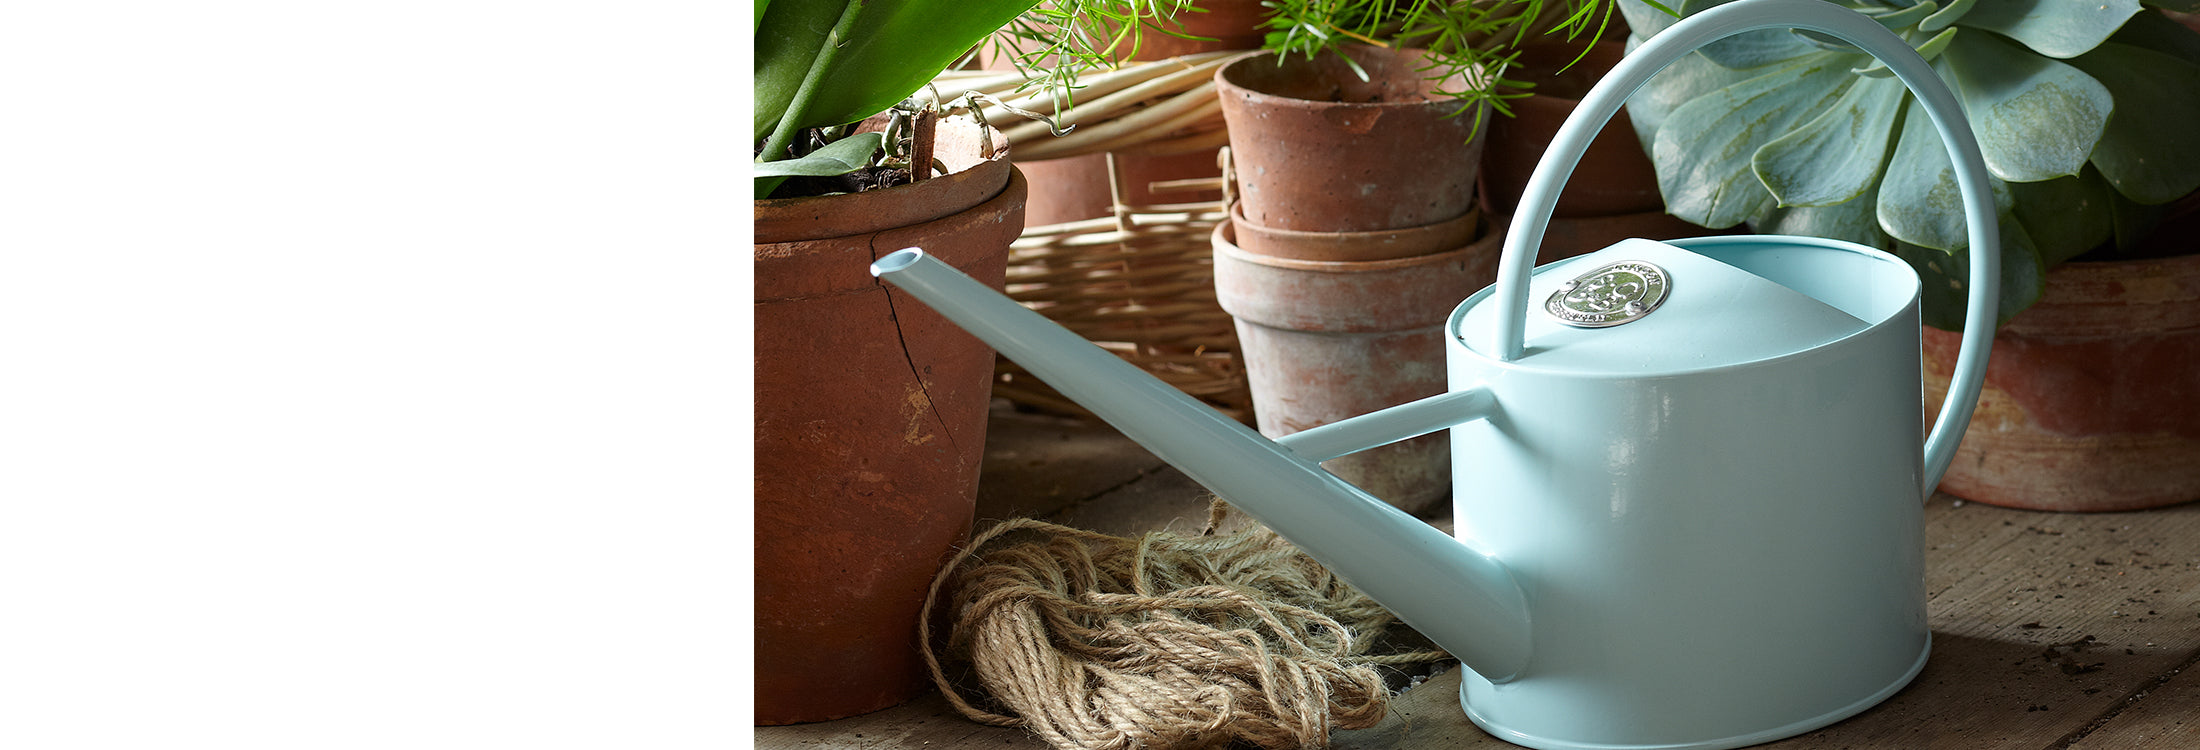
[753,116,1012,244]
[1215,218,1492,273]
[1229,202,1481,262]
[1215,46,1480,112]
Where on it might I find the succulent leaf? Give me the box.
[1622,32,1787,145]
[1864,1,1939,31]
[2009,168,2117,265]
[1940,30,2111,183]
[1876,83,2014,251]
[2063,43,2200,204]
[1919,0,1976,33]
[1753,73,1906,208]
[1754,187,1891,250]
[1958,0,2143,58]
[1653,54,1854,227]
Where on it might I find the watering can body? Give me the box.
[1442,236,1933,747]
[869,1,2005,747]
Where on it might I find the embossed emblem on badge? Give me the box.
[1546,260,1670,328]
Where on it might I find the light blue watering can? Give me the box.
[873,0,2000,747]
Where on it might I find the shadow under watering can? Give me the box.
[873,0,2005,747]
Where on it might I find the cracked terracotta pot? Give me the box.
[1211,218,1504,514]
[1216,45,1487,233]
[753,117,1023,723]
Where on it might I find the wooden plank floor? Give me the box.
[759,407,2200,749]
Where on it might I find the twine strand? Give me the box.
[920,502,1450,749]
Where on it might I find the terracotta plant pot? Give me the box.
[753,118,1024,724]
[1217,45,1487,233]
[1211,219,1505,514]
[1923,252,2200,512]
[1007,0,1272,225]
[1229,202,1482,262]
[1479,40,1665,218]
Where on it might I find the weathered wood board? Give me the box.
[760,411,2200,749]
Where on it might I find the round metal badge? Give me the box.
[1545,260,1670,328]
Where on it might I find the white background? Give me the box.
[1,2,744,746]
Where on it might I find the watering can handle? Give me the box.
[1487,0,1998,493]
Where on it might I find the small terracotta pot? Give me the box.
[1923,252,2200,512]
[1217,46,1487,233]
[1212,219,1505,514]
[1230,202,1482,262]
[1479,40,1665,218]
[754,118,1023,723]
[1125,0,1271,58]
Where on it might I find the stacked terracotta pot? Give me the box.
[1212,46,1507,516]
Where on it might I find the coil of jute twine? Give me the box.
[920,501,1451,750]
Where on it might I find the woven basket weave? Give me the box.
[938,56,1254,421]
[996,192,1252,422]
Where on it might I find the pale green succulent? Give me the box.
[1619,0,2200,328]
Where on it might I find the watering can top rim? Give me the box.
[1448,235,1924,378]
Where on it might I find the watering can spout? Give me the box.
[871,248,1534,681]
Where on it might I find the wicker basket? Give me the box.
[938,57,1255,421]
[997,179,1251,422]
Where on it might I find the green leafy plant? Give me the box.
[754,0,1189,198]
[1619,0,2200,328]
[1257,0,1676,121]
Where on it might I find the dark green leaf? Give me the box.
[2143,0,2200,14]
[2009,168,2116,265]
[1754,74,1905,208]
[1894,215,2044,331]
[755,0,851,140]
[752,132,886,179]
[1941,30,2111,183]
[2064,43,2200,204]
[2111,9,2200,66]
[2111,187,2171,250]
[1651,54,1853,228]
[1958,0,2142,58]
[756,0,1045,141]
